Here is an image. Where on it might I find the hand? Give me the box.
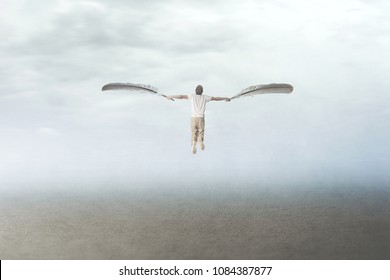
[225,98,231,102]
[165,96,174,101]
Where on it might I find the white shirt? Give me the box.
[188,94,212,117]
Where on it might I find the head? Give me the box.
[195,85,203,95]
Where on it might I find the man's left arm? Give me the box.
[165,95,189,101]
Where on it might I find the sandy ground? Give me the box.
[1,184,390,259]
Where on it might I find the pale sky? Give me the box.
[1,0,390,189]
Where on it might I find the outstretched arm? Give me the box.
[165,95,188,101]
[211,97,231,102]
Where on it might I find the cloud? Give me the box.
[1,0,390,187]
[38,127,61,137]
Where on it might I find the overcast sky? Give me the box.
[1,0,390,189]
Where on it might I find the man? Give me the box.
[166,85,230,154]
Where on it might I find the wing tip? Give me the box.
[102,83,117,91]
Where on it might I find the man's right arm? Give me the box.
[211,97,231,102]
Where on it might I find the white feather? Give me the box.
[102,83,160,94]
[231,83,293,99]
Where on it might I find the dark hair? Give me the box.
[195,85,203,95]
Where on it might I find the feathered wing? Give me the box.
[102,83,167,97]
[231,83,293,100]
